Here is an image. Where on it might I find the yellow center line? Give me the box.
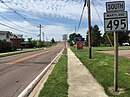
[7,49,54,65]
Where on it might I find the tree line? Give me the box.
[68,25,130,46]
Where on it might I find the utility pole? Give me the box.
[42,32,45,45]
[42,32,44,41]
[37,24,43,41]
[87,0,92,59]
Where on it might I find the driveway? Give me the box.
[98,50,130,58]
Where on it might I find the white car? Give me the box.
[122,42,129,46]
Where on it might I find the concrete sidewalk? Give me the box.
[67,48,108,97]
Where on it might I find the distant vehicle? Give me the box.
[122,42,129,46]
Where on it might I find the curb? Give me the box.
[18,48,64,97]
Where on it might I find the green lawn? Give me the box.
[39,49,68,97]
[71,46,130,97]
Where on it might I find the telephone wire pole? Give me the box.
[37,24,43,41]
[87,0,92,59]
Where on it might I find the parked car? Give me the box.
[122,42,129,46]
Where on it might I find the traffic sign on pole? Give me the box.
[104,11,128,32]
[104,1,128,92]
[106,1,125,12]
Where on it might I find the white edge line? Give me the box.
[18,48,64,97]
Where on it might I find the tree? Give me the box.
[86,25,102,47]
[51,38,55,43]
[103,31,130,46]
[118,31,129,46]
[92,25,102,46]
[68,33,82,46]
[103,32,114,46]
[27,38,37,48]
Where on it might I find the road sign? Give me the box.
[63,34,68,41]
[104,1,128,92]
[104,11,128,32]
[106,1,125,12]
[74,37,84,50]
[76,41,83,50]
[74,37,85,42]
[104,11,127,19]
[62,34,68,49]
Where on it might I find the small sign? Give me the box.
[74,37,85,42]
[104,11,127,19]
[63,34,68,41]
[106,1,125,12]
[74,37,84,50]
[76,41,83,50]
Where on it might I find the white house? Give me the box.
[0,31,11,42]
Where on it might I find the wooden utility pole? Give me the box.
[88,0,92,59]
[114,31,118,92]
[37,24,43,41]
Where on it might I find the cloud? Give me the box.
[0,20,38,37]
[43,24,71,41]
[0,0,84,20]
[0,3,8,12]
[0,0,129,41]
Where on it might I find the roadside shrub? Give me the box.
[0,40,12,53]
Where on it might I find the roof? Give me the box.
[0,31,11,35]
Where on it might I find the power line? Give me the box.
[76,0,87,32]
[0,0,39,31]
[0,14,35,32]
[92,1,113,47]
[0,0,28,21]
[0,22,38,35]
[92,1,103,26]
[77,6,85,32]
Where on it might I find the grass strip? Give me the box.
[71,47,130,97]
[39,49,68,97]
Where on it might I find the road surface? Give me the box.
[0,43,64,97]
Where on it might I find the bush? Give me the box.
[0,40,13,53]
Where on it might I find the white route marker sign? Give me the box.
[104,1,128,32]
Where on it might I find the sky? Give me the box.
[0,0,129,41]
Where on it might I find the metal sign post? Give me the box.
[114,31,118,92]
[63,34,68,49]
[104,1,128,92]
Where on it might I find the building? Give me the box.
[0,31,11,42]
[0,31,24,49]
[10,34,24,49]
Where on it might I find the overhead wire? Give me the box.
[0,0,38,35]
[92,1,113,47]
[0,14,36,32]
[0,22,38,35]
[76,0,87,33]
[0,0,29,22]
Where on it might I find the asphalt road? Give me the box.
[0,43,64,97]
